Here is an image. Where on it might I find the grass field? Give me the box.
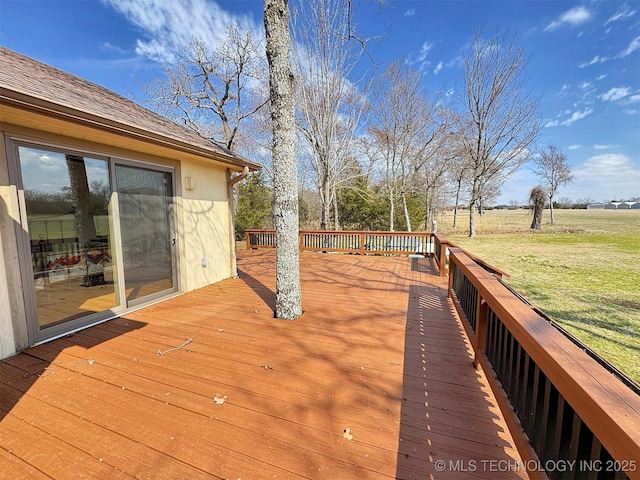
[437,208,640,384]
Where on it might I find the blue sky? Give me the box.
[1,0,638,204]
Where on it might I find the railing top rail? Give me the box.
[246,229,433,236]
[430,233,510,278]
[448,247,640,469]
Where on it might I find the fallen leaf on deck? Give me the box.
[214,394,228,405]
[343,428,353,440]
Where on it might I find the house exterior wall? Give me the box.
[179,160,235,292]
[0,119,237,359]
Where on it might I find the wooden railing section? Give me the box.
[245,230,434,256]
[447,247,640,480]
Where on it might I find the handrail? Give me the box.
[245,229,434,256]
[431,232,509,279]
[446,246,640,480]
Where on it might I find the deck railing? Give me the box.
[245,229,434,256]
[446,246,640,480]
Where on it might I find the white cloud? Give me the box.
[605,4,637,25]
[102,0,260,63]
[546,108,594,128]
[617,35,640,58]
[600,86,631,102]
[433,61,443,74]
[572,153,640,200]
[568,145,582,150]
[578,55,607,68]
[404,8,415,17]
[594,144,618,150]
[545,6,593,31]
[100,42,128,55]
[596,74,608,81]
[417,41,433,62]
[407,41,434,72]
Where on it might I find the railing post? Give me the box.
[245,231,250,250]
[439,242,448,277]
[299,231,304,252]
[360,233,365,256]
[474,294,488,368]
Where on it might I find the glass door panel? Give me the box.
[18,146,118,329]
[115,164,175,304]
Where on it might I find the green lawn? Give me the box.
[437,208,640,384]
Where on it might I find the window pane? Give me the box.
[116,164,174,302]
[19,146,118,328]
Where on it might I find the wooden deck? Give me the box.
[1,250,528,479]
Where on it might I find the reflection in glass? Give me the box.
[116,165,174,302]
[19,146,117,328]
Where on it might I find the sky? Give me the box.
[1,0,639,205]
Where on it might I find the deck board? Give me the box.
[1,250,527,479]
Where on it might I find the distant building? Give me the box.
[588,201,639,210]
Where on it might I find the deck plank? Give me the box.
[1,251,527,479]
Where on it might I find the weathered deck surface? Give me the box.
[1,250,527,479]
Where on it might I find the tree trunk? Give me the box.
[264,0,302,320]
[332,186,340,231]
[468,177,480,238]
[549,195,555,224]
[321,179,331,230]
[531,206,543,229]
[452,178,462,229]
[401,190,412,232]
[388,188,395,231]
[66,155,97,248]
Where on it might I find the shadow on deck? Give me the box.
[1,250,526,479]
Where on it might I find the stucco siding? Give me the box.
[178,161,233,292]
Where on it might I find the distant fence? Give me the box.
[245,230,434,256]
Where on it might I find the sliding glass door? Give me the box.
[115,163,176,306]
[15,142,178,343]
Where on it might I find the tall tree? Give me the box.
[533,145,573,224]
[138,25,266,153]
[529,186,546,230]
[455,29,540,237]
[292,0,370,230]
[264,0,303,320]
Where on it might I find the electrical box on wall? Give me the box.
[185,176,196,190]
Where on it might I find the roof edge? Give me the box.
[0,88,262,172]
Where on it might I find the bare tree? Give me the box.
[369,61,444,232]
[533,145,573,224]
[138,25,266,152]
[292,0,370,230]
[454,29,540,237]
[529,186,547,229]
[264,0,302,320]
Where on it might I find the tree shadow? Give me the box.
[0,317,146,422]
[236,267,277,313]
